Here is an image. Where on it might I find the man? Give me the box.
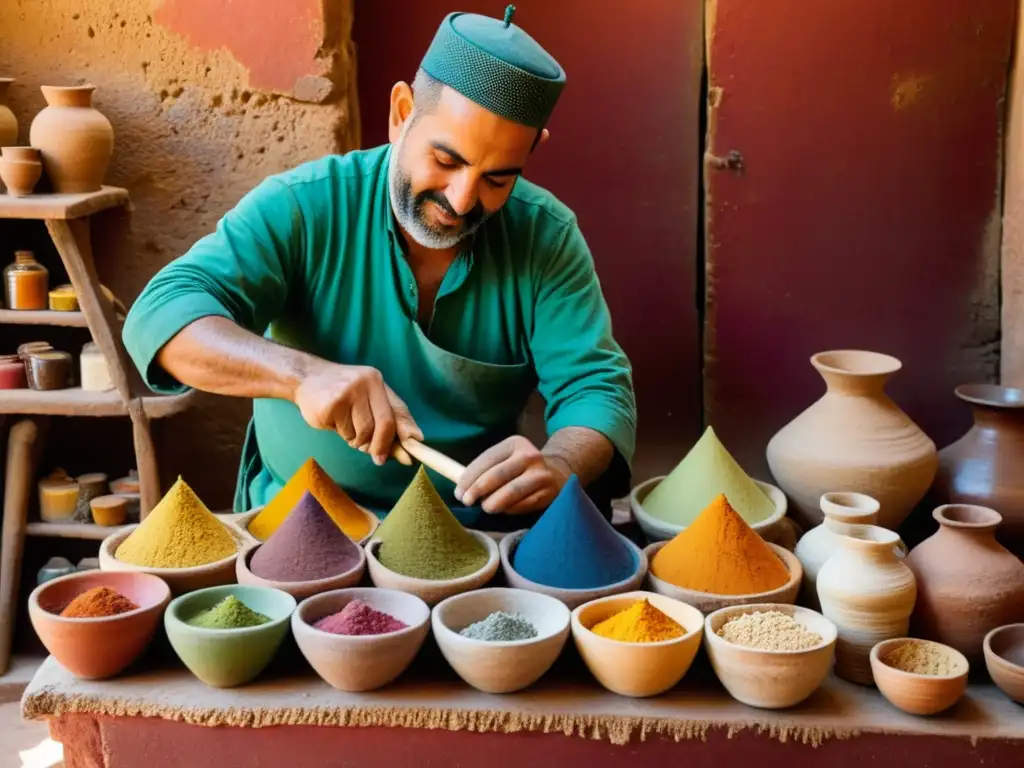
[122,6,636,528]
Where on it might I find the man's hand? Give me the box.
[455,436,573,515]
[293,361,423,466]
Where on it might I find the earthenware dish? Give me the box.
[704,603,837,709]
[870,638,969,715]
[235,542,366,601]
[292,587,430,692]
[500,530,648,610]
[983,623,1024,704]
[432,587,571,693]
[28,570,170,679]
[164,584,296,688]
[232,505,379,546]
[571,590,704,697]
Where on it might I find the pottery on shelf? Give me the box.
[904,504,1024,663]
[794,492,906,610]
[29,84,113,193]
[766,350,938,531]
[0,147,43,197]
[930,384,1024,556]
[0,79,16,148]
[816,524,917,685]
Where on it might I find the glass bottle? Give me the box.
[4,251,49,310]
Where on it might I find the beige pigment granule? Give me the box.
[882,642,963,676]
[716,610,823,651]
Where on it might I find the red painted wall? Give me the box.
[353,1,705,478]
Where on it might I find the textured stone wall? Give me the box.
[0,0,357,507]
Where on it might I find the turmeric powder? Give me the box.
[248,458,371,541]
[651,493,790,595]
[590,598,686,643]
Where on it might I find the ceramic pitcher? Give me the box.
[816,524,917,685]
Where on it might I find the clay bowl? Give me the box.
[292,587,431,692]
[432,587,571,694]
[99,522,246,595]
[571,590,705,697]
[235,542,366,601]
[704,603,837,709]
[164,585,296,688]
[499,529,648,610]
[629,476,788,543]
[870,638,969,715]
[28,570,171,679]
[364,532,499,607]
[984,624,1024,704]
[232,504,379,546]
[642,540,801,613]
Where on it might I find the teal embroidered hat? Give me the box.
[419,5,566,129]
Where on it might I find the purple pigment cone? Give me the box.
[249,491,362,582]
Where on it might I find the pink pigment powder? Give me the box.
[314,599,408,636]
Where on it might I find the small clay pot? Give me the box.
[0,147,42,197]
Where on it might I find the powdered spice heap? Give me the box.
[882,641,964,676]
[591,599,684,643]
[187,595,270,629]
[460,611,537,642]
[314,599,407,636]
[249,458,371,542]
[60,586,138,618]
[115,477,237,568]
[651,493,790,595]
[373,467,488,580]
[717,610,823,651]
[249,491,362,582]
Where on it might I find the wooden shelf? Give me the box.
[0,309,89,327]
[25,522,121,540]
[0,387,196,418]
[0,187,129,221]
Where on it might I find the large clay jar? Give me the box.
[816,524,917,685]
[931,384,1024,557]
[766,350,938,531]
[29,85,113,193]
[905,504,1024,663]
[0,78,16,148]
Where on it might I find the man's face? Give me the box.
[389,85,539,250]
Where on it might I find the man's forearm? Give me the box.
[157,316,320,402]
[542,426,614,487]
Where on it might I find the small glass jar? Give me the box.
[4,250,49,310]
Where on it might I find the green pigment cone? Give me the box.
[643,426,776,526]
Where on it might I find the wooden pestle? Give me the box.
[390,438,466,485]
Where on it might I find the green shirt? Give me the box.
[122,144,636,518]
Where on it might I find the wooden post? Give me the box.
[129,402,160,519]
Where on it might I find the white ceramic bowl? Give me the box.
[364,531,499,606]
[571,590,704,697]
[630,476,787,543]
[292,587,431,692]
[235,542,367,601]
[432,587,570,693]
[99,523,246,596]
[643,540,802,613]
[500,529,648,609]
[232,504,379,546]
[871,638,969,715]
[704,603,837,709]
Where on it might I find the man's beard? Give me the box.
[388,135,492,250]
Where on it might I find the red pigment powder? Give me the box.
[313,599,408,636]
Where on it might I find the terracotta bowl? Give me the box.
[704,603,837,709]
[232,504,379,546]
[643,540,802,612]
[984,623,1024,704]
[870,638,969,715]
[571,590,705,697]
[629,476,788,544]
[292,587,431,692]
[432,587,571,693]
[28,570,171,679]
[499,529,648,610]
[235,542,366,601]
[99,523,246,595]
[364,531,499,607]
[164,585,296,688]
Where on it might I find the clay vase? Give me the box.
[0,79,17,148]
[816,524,917,685]
[794,492,907,610]
[904,504,1024,663]
[0,147,43,197]
[766,350,938,531]
[930,384,1024,557]
[29,85,113,193]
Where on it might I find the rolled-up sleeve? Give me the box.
[122,177,304,394]
[530,219,638,469]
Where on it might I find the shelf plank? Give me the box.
[0,309,88,327]
[25,522,121,540]
[0,187,129,220]
[0,387,196,418]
